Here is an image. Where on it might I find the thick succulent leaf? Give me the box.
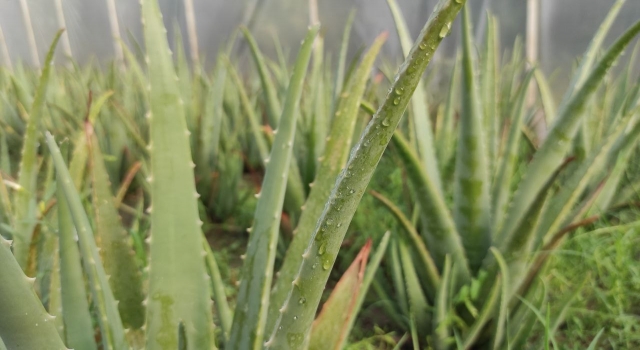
[46,133,128,350]
[339,231,391,349]
[267,33,387,331]
[433,256,452,350]
[141,0,215,348]
[369,190,440,291]
[203,238,232,342]
[0,236,67,349]
[241,26,282,127]
[87,126,145,330]
[399,239,430,337]
[387,0,443,194]
[392,131,469,280]
[227,25,319,350]
[491,70,535,232]
[13,30,63,269]
[498,19,640,251]
[308,240,372,350]
[481,14,499,177]
[57,179,97,350]
[454,6,492,272]
[334,10,356,101]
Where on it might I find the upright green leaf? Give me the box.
[13,30,63,269]
[57,178,97,350]
[308,241,372,350]
[88,126,145,330]
[0,235,67,349]
[227,25,319,350]
[47,133,128,350]
[265,1,468,347]
[454,6,491,272]
[387,0,443,194]
[141,0,215,348]
[267,33,387,331]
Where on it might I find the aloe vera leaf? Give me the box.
[0,234,67,349]
[535,114,634,245]
[48,239,64,338]
[87,127,145,330]
[47,133,129,350]
[585,112,640,216]
[141,0,215,348]
[200,58,227,170]
[57,177,97,350]
[0,171,13,227]
[369,190,440,290]
[399,238,430,335]
[202,237,232,342]
[241,27,282,127]
[267,33,387,330]
[491,70,535,232]
[462,276,501,348]
[308,240,372,350]
[433,255,452,350]
[68,91,114,190]
[337,231,391,350]
[387,0,443,195]
[498,20,640,249]
[392,131,469,279]
[227,25,319,350]
[335,10,356,101]
[489,248,510,350]
[481,14,499,178]
[226,60,270,161]
[0,132,10,175]
[559,0,626,107]
[454,6,492,272]
[534,70,557,125]
[13,30,63,269]
[436,56,460,170]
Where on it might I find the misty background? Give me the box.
[0,0,639,88]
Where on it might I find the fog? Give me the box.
[1,0,638,82]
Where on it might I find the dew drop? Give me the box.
[299,297,306,305]
[393,98,400,106]
[395,87,405,95]
[318,243,327,255]
[293,316,298,320]
[419,42,427,50]
[326,218,334,225]
[382,118,391,127]
[322,260,331,270]
[439,23,452,38]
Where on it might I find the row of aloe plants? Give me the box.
[0,0,639,349]
[366,0,640,348]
